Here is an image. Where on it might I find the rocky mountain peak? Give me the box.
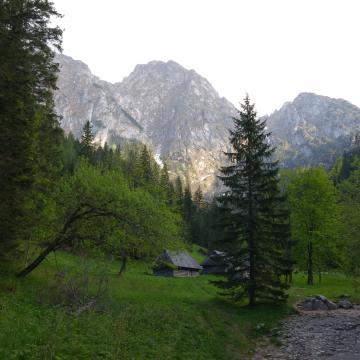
[116,59,221,102]
[55,53,360,190]
[265,93,360,167]
[55,53,235,194]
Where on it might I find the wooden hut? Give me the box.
[153,250,202,277]
[201,250,228,275]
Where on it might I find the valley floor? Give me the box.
[0,250,358,359]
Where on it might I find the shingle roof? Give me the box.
[163,250,202,270]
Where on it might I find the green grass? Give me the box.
[289,271,360,304]
[0,251,358,360]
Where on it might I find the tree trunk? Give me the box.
[16,240,61,277]
[247,160,256,307]
[285,272,292,284]
[15,204,128,278]
[307,240,313,285]
[119,251,127,275]
[248,237,256,306]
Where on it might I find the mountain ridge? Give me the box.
[264,92,360,168]
[55,54,360,191]
[55,53,235,194]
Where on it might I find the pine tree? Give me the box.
[191,186,206,245]
[0,0,62,257]
[160,163,174,205]
[160,163,170,188]
[183,185,194,243]
[139,145,153,184]
[80,121,95,160]
[193,186,205,209]
[183,186,193,224]
[216,95,291,306]
[174,176,184,211]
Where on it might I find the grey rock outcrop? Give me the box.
[55,55,360,192]
[264,93,360,168]
[300,295,338,311]
[55,54,235,194]
[338,300,353,309]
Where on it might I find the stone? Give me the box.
[301,297,328,311]
[338,300,353,309]
[316,294,328,302]
[262,92,360,168]
[300,295,338,311]
[326,300,338,310]
[313,298,329,311]
[254,306,360,359]
[315,295,338,310]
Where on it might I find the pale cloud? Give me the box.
[53,0,360,115]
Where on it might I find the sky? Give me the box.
[52,0,360,115]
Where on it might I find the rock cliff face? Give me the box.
[55,54,235,193]
[55,55,360,192]
[264,93,360,168]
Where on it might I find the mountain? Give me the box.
[55,55,360,191]
[264,93,360,168]
[55,54,235,193]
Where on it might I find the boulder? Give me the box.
[326,300,338,310]
[338,300,353,309]
[302,298,327,311]
[300,295,338,311]
[315,295,338,310]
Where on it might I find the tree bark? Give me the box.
[248,166,256,307]
[119,251,127,275]
[16,203,134,277]
[307,240,313,285]
[16,205,86,277]
[16,239,62,277]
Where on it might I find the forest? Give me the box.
[1,1,360,359]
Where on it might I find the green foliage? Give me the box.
[330,144,360,184]
[337,166,360,279]
[79,121,95,161]
[287,167,339,284]
[216,95,291,305]
[0,0,63,258]
[18,159,183,276]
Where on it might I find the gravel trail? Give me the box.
[254,307,360,359]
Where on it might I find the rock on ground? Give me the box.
[254,306,360,360]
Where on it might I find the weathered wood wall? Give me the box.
[153,268,201,277]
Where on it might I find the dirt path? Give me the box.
[254,307,360,359]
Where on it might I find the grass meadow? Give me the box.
[0,248,358,359]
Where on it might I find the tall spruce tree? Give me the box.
[174,176,184,211]
[160,163,175,205]
[183,185,194,242]
[0,0,62,258]
[80,120,95,160]
[193,186,205,209]
[139,145,154,185]
[217,95,291,306]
